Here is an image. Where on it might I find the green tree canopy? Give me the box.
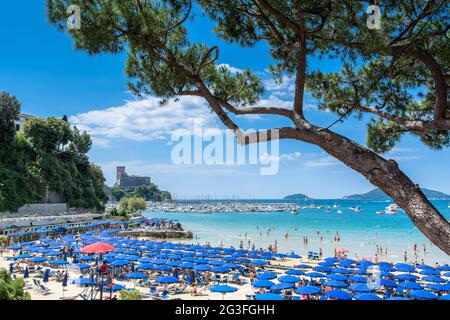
[0,269,31,300]
[0,93,107,212]
[0,91,21,145]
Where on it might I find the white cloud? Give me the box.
[386,147,422,161]
[218,64,244,74]
[303,156,340,168]
[69,96,218,145]
[259,151,301,164]
[281,152,301,161]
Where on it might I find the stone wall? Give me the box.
[0,203,68,218]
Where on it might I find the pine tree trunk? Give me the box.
[293,125,450,255]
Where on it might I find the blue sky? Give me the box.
[1,2,449,199]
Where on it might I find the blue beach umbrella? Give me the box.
[426,283,450,292]
[110,260,129,267]
[295,264,310,269]
[324,257,339,263]
[154,265,171,271]
[437,265,450,271]
[210,285,238,300]
[395,263,415,273]
[278,275,299,283]
[103,284,125,292]
[357,260,374,269]
[323,280,348,288]
[398,282,423,290]
[286,269,304,276]
[355,293,382,300]
[14,254,30,260]
[386,296,410,300]
[313,266,332,273]
[270,282,294,291]
[222,263,240,269]
[252,280,275,288]
[212,266,230,273]
[326,289,353,300]
[380,271,395,278]
[379,264,395,272]
[138,257,153,264]
[295,286,321,295]
[409,290,439,300]
[43,269,50,283]
[306,272,325,278]
[79,256,95,262]
[251,259,268,265]
[255,293,284,300]
[9,263,14,273]
[381,278,398,288]
[62,273,68,287]
[156,276,179,284]
[72,278,96,285]
[396,273,418,281]
[28,257,47,263]
[349,283,374,292]
[420,269,440,276]
[331,267,352,275]
[23,267,29,279]
[422,276,445,283]
[348,276,367,283]
[124,272,147,280]
[72,263,90,270]
[136,264,154,270]
[210,285,238,293]
[180,263,195,269]
[257,272,277,280]
[440,295,450,300]
[327,274,347,281]
[194,264,211,272]
[50,259,68,265]
[416,264,434,270]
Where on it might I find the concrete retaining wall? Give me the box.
[0,203,68,218]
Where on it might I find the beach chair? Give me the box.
[25,279,34,290]
[230,273,243,285]
[37,282,51,295]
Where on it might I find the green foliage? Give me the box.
[367,119,402,153]
[111,184,171,202]
[118,197,146,213]
[0,93,107,212]
[119,289,142,300]
[0,235,8,246]
[24,117,72,152]
[0,269,31,300]
[0,91,21,145]
[45,1,449,154]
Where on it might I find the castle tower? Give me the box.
[116,166,126,184]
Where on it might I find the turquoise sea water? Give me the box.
[144,199,450,264]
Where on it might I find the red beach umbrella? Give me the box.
[80,242,116,254]
[337,248,350,254]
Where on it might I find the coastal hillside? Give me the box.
[110,184,172,202]
[344,188,450,200]
[0,92,108,212]
[283,193,311,200]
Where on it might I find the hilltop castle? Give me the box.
[115,166,151,191]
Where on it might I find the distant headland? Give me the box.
[343,188,450,200]
[283,193,311,200]
[283,188,450,201]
